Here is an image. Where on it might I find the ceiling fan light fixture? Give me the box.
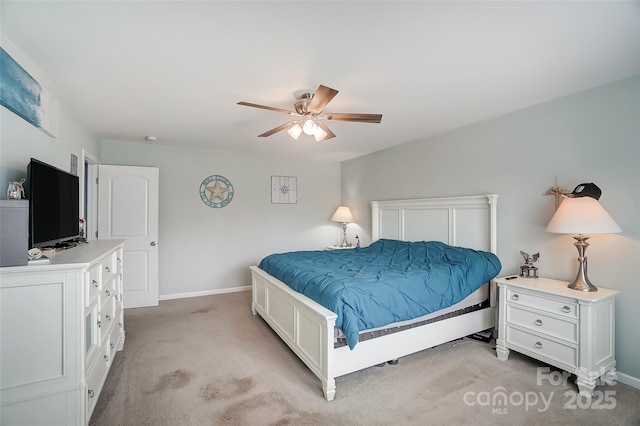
[314,126,327,142]
[287,123,302,140]
[302,117,317,135]
[237,84,382,140]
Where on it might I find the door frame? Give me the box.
[81,149,99,241]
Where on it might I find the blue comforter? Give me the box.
[258,239,501,349]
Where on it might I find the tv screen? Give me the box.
[28,158,80,248]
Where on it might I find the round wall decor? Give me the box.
[199,175,234,208]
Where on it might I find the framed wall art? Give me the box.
[271,176,297,204]
[0,47,59,138]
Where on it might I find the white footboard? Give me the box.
[251,266,338,400]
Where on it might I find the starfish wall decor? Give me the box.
[544,177,570,210]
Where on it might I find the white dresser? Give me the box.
[0,240,125,425]
[495,276,618,399]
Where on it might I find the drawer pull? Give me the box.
[535,342,543,349]
[511,294,519,301]
[105,289,111,297]
[105,266,111,273]
[88,389,95,399]
[104,354,110,362]
[93,280,99,288]
[110,342,115,349]
[562,306,571,313]
[535,319,543,326]
[97,320,101,328]
[106,314,111,321]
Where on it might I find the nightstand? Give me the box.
[495,276,618,399]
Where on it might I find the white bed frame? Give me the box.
[250,194,498,401]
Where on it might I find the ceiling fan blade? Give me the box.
[323,113,382,123]
[306,85,339,114]
[237,101,297,115]
[316,121,336,140]
[257,121,299,137]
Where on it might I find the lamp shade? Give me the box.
[287,123,302,140]
[546,197,621,234]
[331,206,354,223]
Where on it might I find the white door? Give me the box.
[98,165,159,308]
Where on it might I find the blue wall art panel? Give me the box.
[0,47,59,138]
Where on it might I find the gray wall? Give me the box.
[101,141,341,297]
[0,42,101,216]
[341,75,640,383]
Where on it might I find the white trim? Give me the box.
[81,149,99,241]
[616,371,640,390]
[158,286,250,301]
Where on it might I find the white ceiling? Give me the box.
[2,1,639,162]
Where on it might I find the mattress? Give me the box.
[334,283,489,347]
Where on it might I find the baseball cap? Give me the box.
[566,183,602,200]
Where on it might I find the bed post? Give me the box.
[486,194,498,255]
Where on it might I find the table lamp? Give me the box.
[331,206,355,247]
[545,183,621,292]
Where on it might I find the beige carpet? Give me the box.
[90,291,640,425]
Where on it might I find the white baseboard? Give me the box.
[159,285,250,301]
[616,370,640,390]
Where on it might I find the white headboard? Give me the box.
[370,194,498,254]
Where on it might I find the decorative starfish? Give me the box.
[206,180,228,202]
[544,177,570,210]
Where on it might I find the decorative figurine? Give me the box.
[6,179,25,200]
[519,250,540,278]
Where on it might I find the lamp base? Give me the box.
[568,235,598,292]
[568,278,598,292]
[339,222,352,247]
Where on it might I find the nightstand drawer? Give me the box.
[506,305,578,343]
[506,288,577,319]
[506,326,577,368]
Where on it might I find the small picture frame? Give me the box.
[271,176,297,204]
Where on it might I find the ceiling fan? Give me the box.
[237,85,382,141]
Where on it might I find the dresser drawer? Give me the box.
[85,346,109,418]
[506,326,577,368]
[102,251,118,283]
[86,264,102,307]
[100,295,116,338]
[108,323,123,360]
[506,288,578,319]
[102,278,116,308]
[506,305,578,343]
[116,247,124,273]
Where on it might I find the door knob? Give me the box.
[150,241,157,246]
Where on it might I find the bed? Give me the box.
[250,194,499,401]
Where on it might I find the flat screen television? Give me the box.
[27,158,80,248]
